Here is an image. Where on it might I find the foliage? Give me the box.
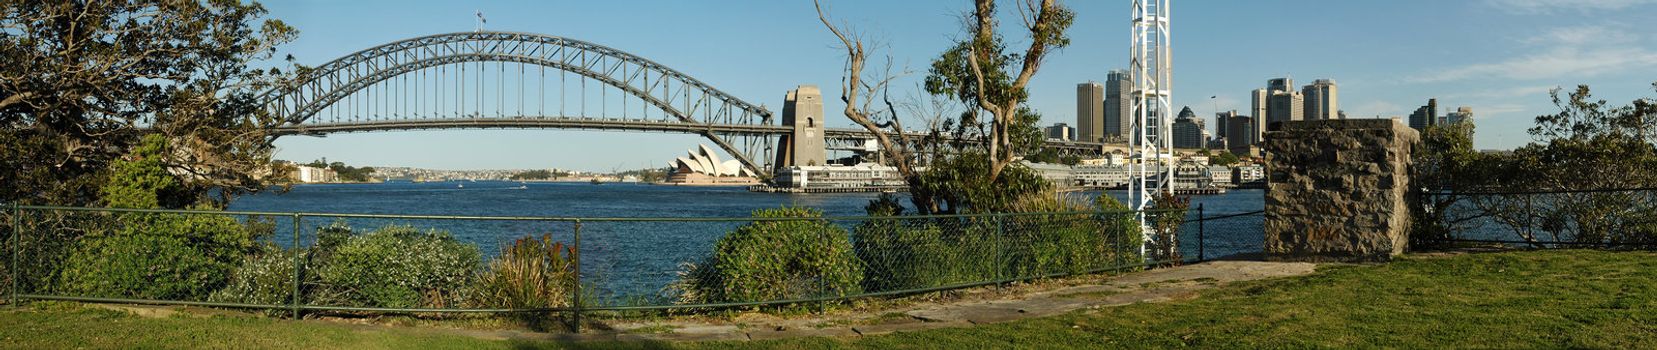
[4,251,1654,349]
[1146,192,1189,264]
[1429,83,1657,246]
[0,1,298,206]
[1412,121,1484,244]
[210,245,297,311]
[1209,151,1240,167]
[509,169,571,181]
[101,135,195,209]
[912,150,1053,214]
[308,225,481,309]
[306,159,377,182]
[55,140,273,301]
[671,207,863,305]
[853,194,995,292]
[473,234,578,330]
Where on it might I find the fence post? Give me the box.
[290,213,303,319]
[1197,203,1205,262]
[11,203,20,308]
[994,214,1004,289]
[571,219,583,333]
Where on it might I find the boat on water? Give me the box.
[457,183,464,189]
[590,179,604,185]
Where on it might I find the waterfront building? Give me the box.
[1046,122,1075,141]
[1104,70,1133,140]
[1024,162,1077,187]
[1073,164,1133,188]
[1233,164,1265,184]
[292,165,337,183]
[1076,82,1104,143]
[1209,165,1232,185]
[1408,98,1439,131]
[771,163,908,190]
[1302,79,1339,120]
[666,144,760,185]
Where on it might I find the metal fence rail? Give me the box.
[1423,187,1657,249]
[2,203,1259,331]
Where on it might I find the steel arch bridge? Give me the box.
[260,31,1112,175]
[261,31,781,173]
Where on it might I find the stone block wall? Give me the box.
[1263,119,1419,262]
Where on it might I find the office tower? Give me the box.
[1443,106,1473,125]
[1104,70,1132,140]
[1267,77,1293,94]
[1267,90,1304,129]
[1251,89,1268,145]
[1172,110,1205,149]
[1046,123,1075,141]
[1227,116,1255,155]
[1302,79,1339,120]
[1215,110,1238,141]
[1076,82,1104,142]
[1408,98,1439,131]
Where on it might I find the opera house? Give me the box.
[664,144,761,185]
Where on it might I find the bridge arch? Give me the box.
[262,31,776,174]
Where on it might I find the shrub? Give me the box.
[854,195,996,292]
[56,211,268,301]
[309,225,480,309]
[671,207,863,304]
[210,244,297,310]
[1147,192,1190,264]
[473,234,577,309]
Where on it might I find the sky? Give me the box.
[262,0,1657,171]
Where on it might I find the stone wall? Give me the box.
[1263,119,1419,262]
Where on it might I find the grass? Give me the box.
[1,250,1653,349]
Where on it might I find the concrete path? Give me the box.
[603,260,1319,342]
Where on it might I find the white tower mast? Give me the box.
[1130,0,1173,258]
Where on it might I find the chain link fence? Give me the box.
[3,203,1261,330]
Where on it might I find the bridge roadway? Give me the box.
[271,117,1122,154]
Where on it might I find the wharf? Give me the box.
[747,185,906,194]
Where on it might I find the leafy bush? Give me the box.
[854,194,994,292]
[1147,192,1190,264]
[210,245,296,309]
[308,225,480,309]
[671,207,863,304]
[855,192,1147,293]
[56,211,269,301]
[57,233,228,300]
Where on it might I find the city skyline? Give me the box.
[263,0,1657,171]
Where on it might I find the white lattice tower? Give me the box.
[1130,0,1173,258]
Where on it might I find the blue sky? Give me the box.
[263,0,1657,171]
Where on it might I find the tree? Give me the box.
[1,1,297,207]
[1210,151,1239,167]
[814,0,1073,214]
[931,0,1074,182]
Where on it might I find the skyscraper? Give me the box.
[1443,106,1473,125]
[1267,90,1304,129]
[1408,98,1439,131]
[1045,123,1075,141]
[1076,82,1104,143]
[1302,79,1339,120]
[1172,109,1205,149]
[1250,89,1268,145]
[1104,70,1132,141]
[1227,115,1255,155]
[1267,77,1293,94]
[1215,110,1237,141]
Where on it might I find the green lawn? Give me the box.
[2,250,1652,349]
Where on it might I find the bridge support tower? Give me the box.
[773,85,827,170]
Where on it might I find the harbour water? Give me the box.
[230,181,1267,302]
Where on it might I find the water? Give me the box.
[230,181,1266,302]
